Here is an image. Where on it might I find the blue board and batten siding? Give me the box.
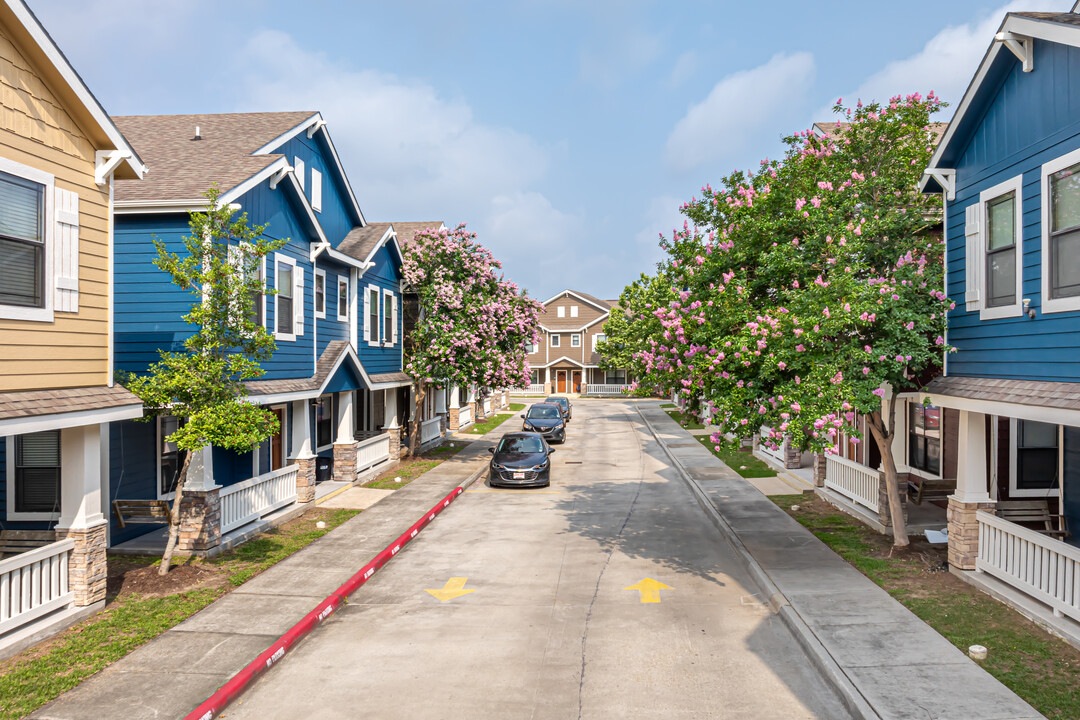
[947,39,1080,383]
[276,134,359,244]
[357,242,404,375]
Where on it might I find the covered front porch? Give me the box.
[923,376,1080,641]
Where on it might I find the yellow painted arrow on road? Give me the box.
[624,578,673,603]
[425,577,477,602]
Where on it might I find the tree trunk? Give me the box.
[409,381,427,456]
[159,450,193,575]
[867,399,909,548]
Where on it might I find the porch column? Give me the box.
[334,391,357,483]
[948,410,994,570]
[544,367,552,394]
[385,388,402,457]
[55,424,108,607]
[290,399,317,503]
[177,446,221,553]
[449,385,461,431]
[467,385,478,423]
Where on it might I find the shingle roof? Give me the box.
[813,121,948,145]
[246,340,350,397]
[1012,12,1080,27]
[338,223,391,262]
[0,384,141,422]
[369,372,411,385]
[112,112,316,203]
[923,375,1080,412]
[390,222,443,248]
[571,290,614,310]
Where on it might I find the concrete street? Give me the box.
[225,400,850,719]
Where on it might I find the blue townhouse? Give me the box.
[106,112,410,552]
[920,9,1080,633]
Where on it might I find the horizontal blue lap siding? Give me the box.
[275,135,357,244]
[946,39,1080,383]
[109,419,162,544]
[357,243,404,374]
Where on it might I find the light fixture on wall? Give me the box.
[1022,298,1036,319]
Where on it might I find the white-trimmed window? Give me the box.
[365,285,380,345]
[526,340,538,354]
[965,175,1023,320]
[337,276,349,322]
[314,268,326,319]
[571,333,581,347]
[6,431,62,520]
[248,252,266,329]
[315,395,334,451]
[907,404,941,477]
[557,306,565,318]
[311,168,323,212]
[1009,419,1060,498]
[605,369,626,385]
[383,289,394,345]
[1042,147,1080,313]
[0,158,62,323]
[551,334,561,347]
[158,416,186,500]
[275,254,296,341]
[294,157,305,191]
[570,305,579,318]
[593,333,606,349]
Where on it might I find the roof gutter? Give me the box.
[310,241,374,272]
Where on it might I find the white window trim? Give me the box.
[1008,418,1062,498]
[274,253,297,342]
[593,333,605,349]
[550,334,561,348]
[1041,145,1080,314]
[571,333,581,347]
[0,156,55,322]
[978,175,1024,321]
[367,284,381,347]
[904,401,942,480]
[382,289,394,347]
[311,168,323,212]
[314,268,326,319]
[253,404,288,477]
[315,394,335,453]
[337,276,350,323]
[5,434,61,521]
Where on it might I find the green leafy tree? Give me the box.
[596,271,675,394]
[401,224,543,453]
[629,95,950,546]
[122,188,285,573]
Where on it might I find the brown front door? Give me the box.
[271,407,285,471]
[572,370,582,393]
[557,371,567,393]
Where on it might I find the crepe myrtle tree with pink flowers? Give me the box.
[401,224,543,453]
[631,94,951,546]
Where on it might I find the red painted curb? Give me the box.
[185,480,474,720]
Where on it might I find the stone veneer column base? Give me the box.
[449,407,461,431]
[177,488,221,553]
[293,456,317,503]
[783,441,801,469]
[948,497,996,570]
[812,453,826,488]
[876,472,909,528]
[56,523,107,606]
[333,442,358,483]
[387,426,402,458]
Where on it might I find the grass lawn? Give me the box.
[509,403,525,411]
[465,411,516,436]
[693,435,775,478]
[0,507,358,720]
[770,494,1080,720]
[664,408,705,429]
[364,442,466,490]
[660,403,676,408]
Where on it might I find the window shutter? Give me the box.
[53,187,79,312]
[294,157,305,191]
[392,294,398,344]
[294,266,305,335]
[964,203,981,311]
[363,287,371,341]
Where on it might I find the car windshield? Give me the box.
[527,405,561,419]
[498,436,545,454]
[546,398,566,407]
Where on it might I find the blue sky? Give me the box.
[33,0,1059,300]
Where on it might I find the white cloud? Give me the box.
[819,1,1046,119]
[665,52,816,173]
[635,194,685,262]
[486,191,586,296]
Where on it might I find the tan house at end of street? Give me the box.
[524,289,631,396]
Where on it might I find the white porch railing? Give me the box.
[458,404,473,427]
[976,511,1080,622]
[220,465,299,534]
[421,417,442,445]
[483,397,493,414]
[357,432,392,473]
[512,384,547,395]
[824,454,879,512]
[759,426,786,463]
[585,384,630,396]
[0,538,75,637]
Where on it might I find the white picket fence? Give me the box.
[483,397,493,415]
[759,426,786,463]
[824,454,879,512]
[220,465,299,534]
[977,511,1080,622]
[513,384,547,395]
[421,417,442,445]
[357,433,392,472]
[584,384,630,396]
[0,538,75,636]
[458,404,473,427]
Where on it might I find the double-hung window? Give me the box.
[383,290,395,345]
[968,175,1023,320]
[314,269,326,319]
[908,403,941,476]
[550,334,561,348]
[14,431,61,515]
[276,257,294,339]
[593,333,607,349]
[0,168,48,316]
[571,334,581,347]
[605,369,626,385]
[337,277,349,322]
[986,192,1017,308]
[1043,148,1080,312]
[1012,420,1060,496]
[367,287,380,345]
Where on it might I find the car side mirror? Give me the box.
[520,414,525,418]
[487,447,495,454]
[548,448,556,454]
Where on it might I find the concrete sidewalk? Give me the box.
[636,403,1045,720]
[30,441,495,720]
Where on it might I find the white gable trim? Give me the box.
[541,289,610,313]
